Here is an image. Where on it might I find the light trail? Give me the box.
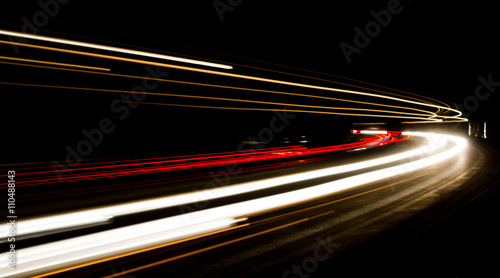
[39,223,250,278]
[1,135,391,240]
[352,130,389,135]
[0,56,109,71]
[0,132,407,240]
[225,62,447,111]
[0,32,444,114]
[0,81,438,119]
[0,29,232,70]
[0,24,471,278]
[403,119,469,124]
[0,39,466,123]
[126,102,443,121]
[0,132,467,277]
[105,169,436,278]
[353,122,387,125]
[90,30,448,112]
[12,136,389,187]
[31,25,450,113]
[21,157,329,202]
[0,63,440,118]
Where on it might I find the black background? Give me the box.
[2,0,499,163]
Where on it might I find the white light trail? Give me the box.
[484,122,487,139]
[0,34,466,123]
[352,130,388,135]
[0,29,233,70]
[0,133,467,277]
[1,132,444,240]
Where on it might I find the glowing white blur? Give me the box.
[1,132,446,240]
[0,132,467,277]
[352,130,388,135]
[0,29,233,70]
[0,217,240,277]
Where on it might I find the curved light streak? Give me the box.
[0,63,439,118]
[0,56,109,71]
[0,132,452,241]
[0,29,232,70]
[0,132,467,277]
[0,82,437,119]
[0,39,465,122]
[127,102,444,121]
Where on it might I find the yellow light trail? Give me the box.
[0,55,109,71]
[102,218,319,278]
[38,30,447,112]
[122,38,451,112]
[40,167,434,278]
[353,122,387,125]
[1,133,466,277]
[26,26,448,112]
[32,224,249,278]
[0,39,465,122]
[137,77,440,117]
[126,101,442,121]
[0,60,438,118]
[103,169,435,278]
[95,34,447,111]
[403,119,468,124]
[223,62,445,111]
[0,29,232,70]
[0,81,438,119]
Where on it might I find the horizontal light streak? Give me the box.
[352,130,389,135]
[129,41,449,112]
[0,132,424,239]
[402,119,468,124]
[4,28,443,113]
[0,61,439,119]
[353,122,387,125]
[0,132,467,277]
[0,39,465,123]
[0,29,232,70]
[0,81,437,119]
[198,52,452,111]
[0,56,109,71]
[147,78,439,117]
[127,102,443,120]
[0,218,241,278]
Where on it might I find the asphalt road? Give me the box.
[41,138,500,278]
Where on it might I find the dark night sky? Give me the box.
[4,1,499,101]
[2,1,499,162]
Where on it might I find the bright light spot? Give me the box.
[0,132,467,277]
[0,29,233,70]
